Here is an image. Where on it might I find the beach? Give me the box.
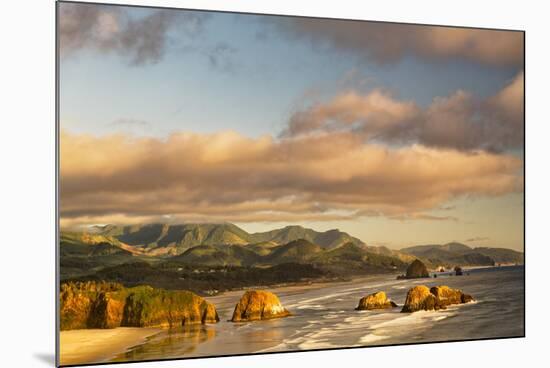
[60,265,524,365]
[59,327,161,366]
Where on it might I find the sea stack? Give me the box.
[231,290,291,322]
[60,281,220,330]
[401,285,475,313]
[430,285,474,306]
[397,259,430,279]
[121,287,220,328]
[400,286,437,312]
[355,291,398,310]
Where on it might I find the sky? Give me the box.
[58,2,524,250]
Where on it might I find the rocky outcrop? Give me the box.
[87,291,127,328]
[401,285,475,313]
[397,259,430,279]
[60,281,219,330]
[121,286,219,328]
[429,286,462,307]
[355,291,398,310]
[231,290,291,322]
[60,281,124,330]
[400,286,437,312]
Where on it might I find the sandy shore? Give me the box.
[60,327,161,366]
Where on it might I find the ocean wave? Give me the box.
[289,292,349,306]
[298,340,341,350]
[268,305,458,353]
[341,280,397,293]
[323,314,344,319]
[296,304,326,310]
[359,333,390,344]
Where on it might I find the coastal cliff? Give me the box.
[60,281,219,330]
[121,286,219,327]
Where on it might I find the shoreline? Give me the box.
[209,272,400,298]
[59,327,162,366]
[59,265,524,365]
[204,264,524,297]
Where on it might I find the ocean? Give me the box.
[113,265,524,362]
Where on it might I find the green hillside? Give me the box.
[171,244,260,266]
[400,242,523,267]
[249,225,364,249]
[59,234,152,280]
[66,262,329,295]
[59,223,523,289]
[311,242,408,274]
[472,247,524,264]
[73,223,364,256]
[266,239,323,264]
[245,241,280,256]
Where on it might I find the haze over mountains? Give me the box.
[59,222,523,295]
[400,242,524,266]
[61,222,523,273]
[86,223,365,255]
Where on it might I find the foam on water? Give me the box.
[359,334,390,344]
[122,266,524,360]
[296,304,325,310]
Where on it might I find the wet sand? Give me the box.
[120,266,524,361]
[60,327,161,366]
[60,265,523,365]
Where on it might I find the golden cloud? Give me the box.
[60,129,523,226]
[284,71,524,152]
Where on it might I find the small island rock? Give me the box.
[231,290,291,322]
[355,291,398,310]
[429,286,463,307]
[397,259,430,279]
[401,285,475,313]
[401,285,437,312]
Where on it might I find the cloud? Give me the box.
[205,42,238,72]
[276,18,523,66]
[391,214,459,222]
[58,3,206,65]
[60,129,522,227]
[282,71,524,152]
[465,236,490,242]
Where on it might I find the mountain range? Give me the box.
[85,223,364,255]
[60,223,523,282]
[400,242,524,267]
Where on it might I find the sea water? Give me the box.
[113,265,524,362]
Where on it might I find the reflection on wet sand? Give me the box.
[212,320,286,353]
[112,266,524,363]
[112,325,216,362]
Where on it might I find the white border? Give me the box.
[2,1,548,367]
